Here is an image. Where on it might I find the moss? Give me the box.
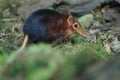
[0,0,114,79]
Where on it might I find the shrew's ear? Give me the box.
[67,14,74,26]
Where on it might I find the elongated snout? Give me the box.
[75,28,87,37]
[77,31,87,37]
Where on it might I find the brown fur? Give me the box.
[17,10,87,52]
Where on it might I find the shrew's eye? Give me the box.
[73,23,79,29]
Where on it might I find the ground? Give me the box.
[0,0,120,80]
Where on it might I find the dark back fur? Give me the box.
[23,9,68,43]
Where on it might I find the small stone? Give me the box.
[110,38,120,54]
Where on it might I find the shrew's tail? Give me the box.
[16,35,28,53]
[3,35,29,67]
